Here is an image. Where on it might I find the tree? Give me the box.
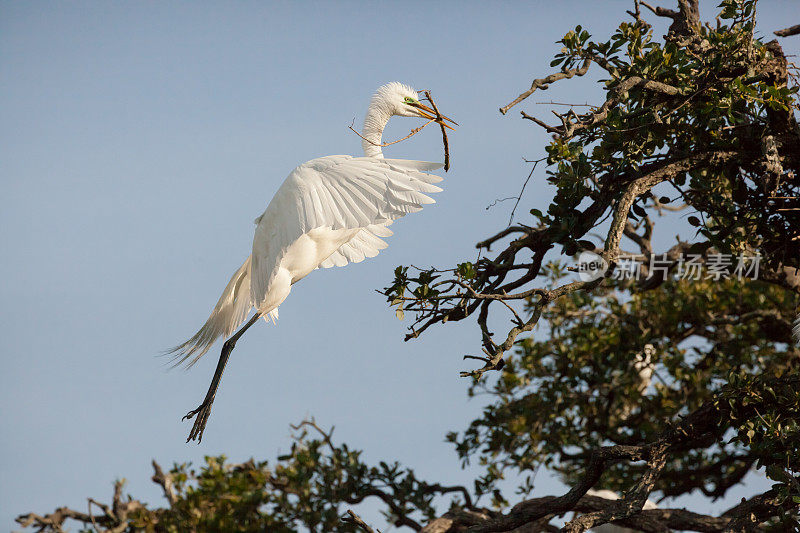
[17,1,800,531]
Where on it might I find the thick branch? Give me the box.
[774,24,800,38]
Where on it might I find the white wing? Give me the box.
[250,156,443,307]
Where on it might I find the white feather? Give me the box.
[167,256,253,367]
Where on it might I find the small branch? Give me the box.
[422,90,451,171]
[507,157,545,226]
[640,1,677,19]
[151,460,178,506]
[626,0,647,24]
[341,509,379,533]
[345,489,423,530]
[485,196,518,210]
[535,101,594,107]
[500,58,593,115]
[290,417,336,449]
[427,483,476,510]
[521,111,561,133]
[475,225,534,251]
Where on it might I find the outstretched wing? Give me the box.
[250,156,443,306]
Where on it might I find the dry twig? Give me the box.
[422,90,451,171]
[349,118,435,147]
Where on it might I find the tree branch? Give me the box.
[774,24,800,38]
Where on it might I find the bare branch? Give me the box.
[342,509,379,533]
[500,58,593,115]
[774,24,800,38]
[151,460,178,506]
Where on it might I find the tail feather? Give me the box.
[167,256,254,368]
[793,313,799,345]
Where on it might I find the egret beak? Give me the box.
[409,102,458,131]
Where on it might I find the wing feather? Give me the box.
[337,179,384,220]
[323,180,363,227]
[251,156,443,304]
[368,222,394,238]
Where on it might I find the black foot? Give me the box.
[183,402,213,443]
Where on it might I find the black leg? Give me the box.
[183,312,261,443]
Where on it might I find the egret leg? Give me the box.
[183,312,261,443]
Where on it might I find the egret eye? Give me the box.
[403,96,416,104]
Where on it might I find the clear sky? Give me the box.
[2,1,798,530]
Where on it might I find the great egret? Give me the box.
[169,82,456,443]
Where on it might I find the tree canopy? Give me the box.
[17,1,800,531]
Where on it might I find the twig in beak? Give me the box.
[423,90,450,172]
[348,118,435,147]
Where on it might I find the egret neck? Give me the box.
[361,100,392,158]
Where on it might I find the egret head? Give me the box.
[373,82,456,129]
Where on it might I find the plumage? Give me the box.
[169,81,455,442]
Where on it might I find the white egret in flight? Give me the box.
[169,82,456,442]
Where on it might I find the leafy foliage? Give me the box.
[18,421,468,532]
[450,273,798,504]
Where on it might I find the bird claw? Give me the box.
[183,402,212,443]
[182,406,202,421]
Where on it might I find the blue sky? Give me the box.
[2,1,798,530]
